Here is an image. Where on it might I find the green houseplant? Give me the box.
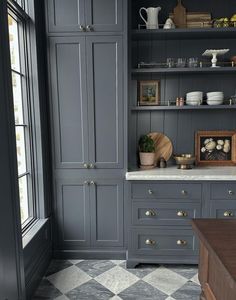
[139,135,156,167]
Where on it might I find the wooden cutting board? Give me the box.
[148,132,173,163]
[173,0,186,28]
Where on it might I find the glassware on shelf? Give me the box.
[166,58,175,68]
[188,57,199,68]
[176,58,187,68]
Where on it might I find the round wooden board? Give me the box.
[148,132,173,163]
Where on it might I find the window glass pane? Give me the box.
[12,72,24,125]
[8,15,21,72]
[19,175,29,224]
[15,126,27,175]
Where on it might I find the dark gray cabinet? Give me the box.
[56,179,123,249]
[46,0,123,33]
[49,35,123,169]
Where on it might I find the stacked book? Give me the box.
[170,12,212,28]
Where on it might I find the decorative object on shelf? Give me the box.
[139,135,156,169]
[202,49,230,67]
[170,11,212,28]
[148,132,173,165]
[179,97,185,106]
[174,154,196,169]
[188,57,198,68]
[163,18,175,29]
[139,7,161,29]
[138,80,160,106]
[186,91,203,105]
[176,57,187,67]
[206,91,224,105]
[173,0,186,28]
[231,56,236,66]
[166,58,175,68]
[176,97,180,106]
[159,157,167,168]
[195,131,236,166]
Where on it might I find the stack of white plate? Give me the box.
[206,92,224,105]
[186,91,203,105]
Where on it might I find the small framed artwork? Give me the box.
[138,80,160,106]
[195,130,236,166]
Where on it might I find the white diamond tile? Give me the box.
[110,296,123,300]
[54,295,70,300]
[95,266,139,294]
[143,266,187,296]
[68,259,84,265]
[191,273,200,285]
[110,260,125,265]
[47,265,91,293]
[165,297,175,300]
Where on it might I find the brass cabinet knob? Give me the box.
[228,190,234,195]
[86,25,93,31]
[177,211,188,217]
[177,239,187,246]
[84,181,89,185]
[83,163,89,169]
[79,25,86,32]
[224,211,234,217]
[145,210,156,217]
[181,190,187,195]
[145,239,156,245]
[90,181,96,185]
[148,189,153,195]
[89,163,95,169]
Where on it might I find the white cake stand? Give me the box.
[202,49,229,67]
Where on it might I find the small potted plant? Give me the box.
[139,135,156,167]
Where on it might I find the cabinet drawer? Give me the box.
[131,183,201,200]
[211,183,236,200]
[210,201,236,219]
[130,228,197,256]
[132,202,201,226]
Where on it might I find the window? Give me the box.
[8,7,35,228]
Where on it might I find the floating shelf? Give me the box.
[131,27,236,40]
[131,105,236,111]
[131,67,236,75]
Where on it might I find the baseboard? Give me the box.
[53,249,126,260]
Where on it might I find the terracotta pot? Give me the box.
[139,152,155,166]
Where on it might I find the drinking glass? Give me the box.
[188,57,198,68]
[176,58,186,68]
[166,58,175,68]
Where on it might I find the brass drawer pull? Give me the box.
[177,239,187,246]
[79,25,86,32]
[90,181,95,185]
[148,189,153,195]
[145,239,156,245]
[145,210,156,217]
[177,211,188,217]
[224,211,234,217]
[228,190,234,195]
[83,163,89,169]
[181,190,187,195]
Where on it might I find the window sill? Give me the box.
[22,218,49,249]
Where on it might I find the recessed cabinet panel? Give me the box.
[47,0,85,33]
[57,182,90,246]
[210,201,236,219]
[86,36,123,168]
[90,180,123,247]
[85,0,122,31]
[49,37,89,168]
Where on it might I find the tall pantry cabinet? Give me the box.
[45,0,127,258]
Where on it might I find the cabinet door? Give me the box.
[49,37,89,168]
[90,180,123,247]
[86,36,123,168]
[56,180,90,247]
[210,201,236,219]
[85,0,123,32]
[46,0,86,33]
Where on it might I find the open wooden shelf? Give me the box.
[131,105,236,111]
[131,27,236,40]
[131,67,236,75]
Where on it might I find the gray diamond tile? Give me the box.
[33,278,62,299]
[46,260,73,277]
[165,264,198,280]
[76,260,116,278]
[118,280,168,300]
[171,281,201,299]
[66,279,115,300]
[120,262,159,278]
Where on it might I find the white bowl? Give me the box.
[206,99,223,105]
[186,91,203,97]
[186,99,202,105]
[206,91,223,97]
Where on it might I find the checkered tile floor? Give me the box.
[33,260,201,299]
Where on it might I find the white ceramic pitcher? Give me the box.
[139,7,161,29]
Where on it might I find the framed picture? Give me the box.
[195,131,236,166]
[138,80,160,106]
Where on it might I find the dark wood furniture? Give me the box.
[192,219,236,300]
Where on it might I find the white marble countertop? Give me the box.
[126,166,236,181]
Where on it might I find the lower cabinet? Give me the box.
[55,179,124,255]
[126,181,236,268]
